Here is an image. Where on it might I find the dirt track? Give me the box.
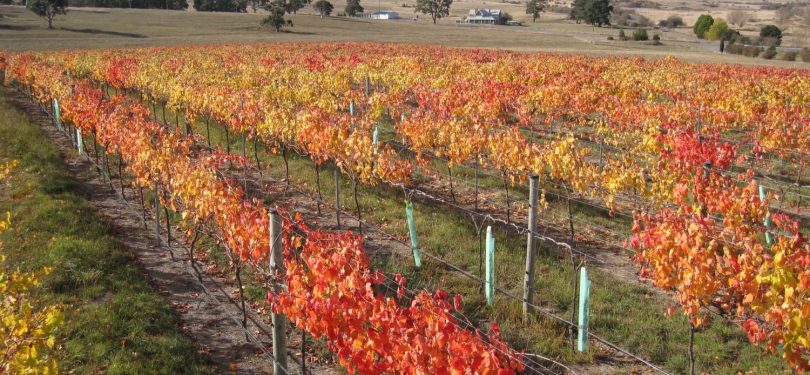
[8,88,338,375]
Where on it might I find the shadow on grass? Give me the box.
[254,26,317,35]
[60,27,146,38]
[0,24,33,30]
[321,16,371,23]
[71,9,111,13]
[0,11,21,19]
[281,30,317,35]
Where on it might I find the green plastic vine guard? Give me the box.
[577,267,591,352]
[372,124,379,146]
[76,127,85,155]
[485,225,495,306]
[759,184,772,245]
[53,98,63,131]
[405,200,421,268]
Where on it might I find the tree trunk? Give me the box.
[689,323,696,375]
[235,264,249,341]
[502,172,510,223]
[282,145,290,192]
[353,177,362,234]
[447,165,456,202]
[315,164,322,215]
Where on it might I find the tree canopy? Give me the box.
[284,0,304,14]
[704,18,728,40]
[313,0,333,17]
[571,0,612,27]
[27,0,67,29]
[525,0,544,22]
[693,14,714,38]
[193,0,247,12]
[760,25,783,45]
[261,0,289,31]
[345,0,362,16]
[415,0,452,24]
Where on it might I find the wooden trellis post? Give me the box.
[334,167,341,228]
[269,209,288,374]
[154,184,161,242]
[364,75,371,97]
[523,174,539,320]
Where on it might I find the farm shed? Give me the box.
[362,11,401,20]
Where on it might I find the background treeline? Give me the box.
[193,0,245,12]
[1,0,313,11]
[1,0,190,10]
[0,0,261,11]
[82,0,187,9]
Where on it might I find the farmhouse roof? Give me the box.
[468,8,503,17]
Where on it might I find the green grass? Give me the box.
[0,87,211,374]
[144,100,788,373]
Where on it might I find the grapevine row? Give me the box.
[6,55,526,374]
[33,44,808,214]
[6,44,809,371]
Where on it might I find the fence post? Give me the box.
[334,167,341,228]
[523,174,539,320]
[268,209,288,374]
[405,200,422,268]
[76,128,85,155]
[53,98,63,131]
[759,184,772,246]
[577,267,591,352]
[485,225,495,306]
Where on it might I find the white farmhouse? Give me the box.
[464,9,506,25]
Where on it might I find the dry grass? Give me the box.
[0,5,807,68]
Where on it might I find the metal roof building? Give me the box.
[464,9,505,25]
[363,11,400,20]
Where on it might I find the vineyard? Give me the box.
[2,42,809,374]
